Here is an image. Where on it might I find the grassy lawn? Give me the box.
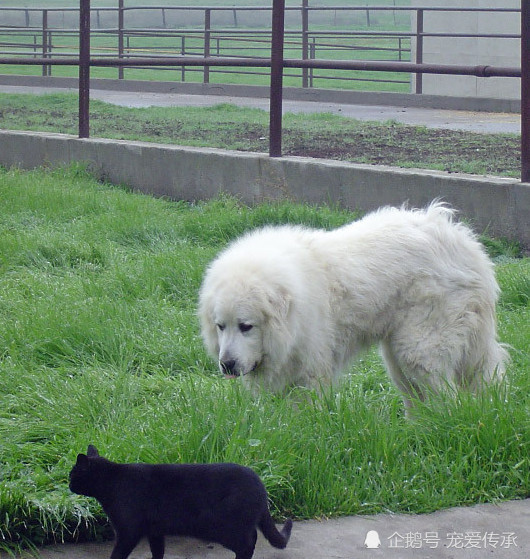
[0,92,521,177]
[0,165,528,552]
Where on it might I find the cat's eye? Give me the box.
[216,323,225,331]
[239,323,253,333]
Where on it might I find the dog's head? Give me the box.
[198,270,292,381]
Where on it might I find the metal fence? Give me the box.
[0,3,414,90]
[0,3,520,92]
[0,1,527,180]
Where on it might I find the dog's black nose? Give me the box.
[220,360,237,376]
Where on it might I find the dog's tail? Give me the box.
[259,510,292,549]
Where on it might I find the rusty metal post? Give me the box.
[118,0,124,80]
[181,36,186,81]
[79,0,90,138]
[204,9,211,84]
[301,0,309,88]
[42,10,48,77]
[309,39,315,87]
[269,0,285,157]
[415,8,424,95]
[522,1,530,182]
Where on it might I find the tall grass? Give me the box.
[0,165,528,552]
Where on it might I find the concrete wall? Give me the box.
[0,129,528,251]
[412,1,520,100]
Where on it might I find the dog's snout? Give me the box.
[220,359,238,376]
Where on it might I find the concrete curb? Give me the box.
[0,129,528,250]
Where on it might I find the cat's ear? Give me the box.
[87,445,99,457]
[76,453,89,467]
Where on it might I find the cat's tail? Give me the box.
[259,511,293,549]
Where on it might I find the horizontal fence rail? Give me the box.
[0,2,527,180]
[0,55,519,78]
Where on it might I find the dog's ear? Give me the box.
[198,292,220,357]
[262,285,293,365]
[266,285,291,320]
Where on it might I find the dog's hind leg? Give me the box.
[382,326,468,411]
[380,340,424,412]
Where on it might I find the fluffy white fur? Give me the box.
[198,203,508,409]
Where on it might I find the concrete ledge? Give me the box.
[0,74,521,113]
[0,129,528,250]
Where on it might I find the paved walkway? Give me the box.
[0,84,521,134]
[2,499,528,559]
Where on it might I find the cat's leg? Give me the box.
[109,533,141,559]
[233,529,257,559]
[148,535,165,559]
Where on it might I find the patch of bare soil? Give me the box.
[280,126,520,176]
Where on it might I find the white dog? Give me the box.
[198,203,508,410]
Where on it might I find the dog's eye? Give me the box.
[238,323,253,333]
[216,323,225,331]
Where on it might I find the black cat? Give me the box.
[69,445,292,559]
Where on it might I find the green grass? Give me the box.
[0,165,528,552]
[0,92,521,177]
